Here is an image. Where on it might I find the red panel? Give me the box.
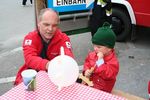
[128,0,150,26]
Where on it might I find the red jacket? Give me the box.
[83,50,119,93]
[14,29,74,85]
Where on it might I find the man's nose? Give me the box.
[48,25,53,31]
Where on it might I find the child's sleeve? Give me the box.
[83,54,92,74]
[94,58,119,80]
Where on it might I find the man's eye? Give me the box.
[43,23,49,26]
[43,23,58,27]
[52,24,58,27]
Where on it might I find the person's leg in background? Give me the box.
[22,0,27,6]
[30,0,32,4]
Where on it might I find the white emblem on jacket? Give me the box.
[65,42,71,48]
[24,39,32,45]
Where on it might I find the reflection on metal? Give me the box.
[59,12,92,20]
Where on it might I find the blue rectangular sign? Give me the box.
[47,0,94,12]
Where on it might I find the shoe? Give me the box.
[21,4,26,7]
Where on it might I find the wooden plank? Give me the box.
[112,89,146,100]
[34,0,47,27]
[34,0,47,17]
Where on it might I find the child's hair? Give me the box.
[92,22,116,48]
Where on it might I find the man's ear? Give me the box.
[37,22,40,28]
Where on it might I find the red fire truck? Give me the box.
[112,0,150,41]
[35,0,150,41]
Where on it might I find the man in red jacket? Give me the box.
[14,8,74,85]
[82,22,119,93]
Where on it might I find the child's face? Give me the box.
[93,44,112,56]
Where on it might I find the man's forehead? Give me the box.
[43,10,58,18]
[41,11,58,21]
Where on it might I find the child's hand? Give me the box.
[97,52,104,59]
[85,69,92,78]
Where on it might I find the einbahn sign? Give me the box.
[47,0,94,12]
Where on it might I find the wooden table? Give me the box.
[0,71,126,100]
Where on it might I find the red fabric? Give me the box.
[83,50,119,93]
[148,81,150,94]
[14,29,74,85]
[148,81,150,99]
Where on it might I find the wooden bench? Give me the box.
[112,89,146,100]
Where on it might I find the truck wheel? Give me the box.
[112,7,131,42]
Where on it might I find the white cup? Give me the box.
[21,69,37,91]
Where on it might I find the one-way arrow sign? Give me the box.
[48,0,94,12]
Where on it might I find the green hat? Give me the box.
[92,22,116,48]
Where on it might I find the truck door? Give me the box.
[128,0,150,27]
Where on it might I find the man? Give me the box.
[22,0,32,6]
[89,0,112,36]
[14,8,74,85]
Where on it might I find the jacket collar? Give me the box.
[104,49,115,61]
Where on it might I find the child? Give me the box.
[82,22,119,93]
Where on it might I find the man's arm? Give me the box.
[23,34,48,71]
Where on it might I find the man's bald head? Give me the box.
[38,8,59,23]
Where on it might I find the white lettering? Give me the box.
[55,0,86,6]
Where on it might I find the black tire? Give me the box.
[112,7,131,42]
